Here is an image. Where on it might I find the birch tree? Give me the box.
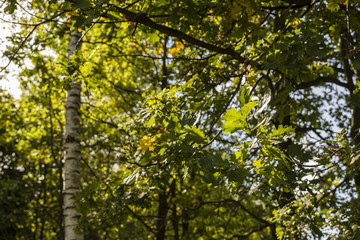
[64,30,83,240]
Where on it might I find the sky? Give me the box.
[0,7,22,99]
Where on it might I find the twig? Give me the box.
[206,76,244,135]
[81,156,156,235]
[0,11,66,73]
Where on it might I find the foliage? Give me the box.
[1,0,360,239]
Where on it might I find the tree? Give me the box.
[63,30,83,240]
[1,0,360,239]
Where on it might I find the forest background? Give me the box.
[1,0,360,239]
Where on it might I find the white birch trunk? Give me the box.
[64,30,84,240]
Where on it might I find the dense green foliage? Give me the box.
[1,0,360,239]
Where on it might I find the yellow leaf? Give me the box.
[246,72,257,86]
[139,136,156,152]
[168,41,184,55]
[253,159,264,168]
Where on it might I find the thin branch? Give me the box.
[0,17,39,26]
[108,79,140,94]
[76,16,99,48]
[0,1,6,9]
[250,75,266,96]
[107,53,162,59]
[148,14,171,18]
[92,20,128,24]
[81,157,156,235]
[198,199,269,224]
[232,224,269,239]
[201,130,222,149]
[314,178,346,207]
[106,53,218,61]
[0,11,66,73]
[206,77,243,135]
[293,76,349,89]
[124,0,141,9]
[48,89,60,169]
[0,26,37,72]
[261,3,311,10]
[15,1,44,19]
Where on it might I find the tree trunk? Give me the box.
[170,180,179,240]
[64,30,83,240]
[156,188,169,240]
[340,29,360,225]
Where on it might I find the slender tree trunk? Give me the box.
[170,180,179,240]
[155,37,170,240]
[351,107,360,145]
[340,29,360,225]
[271,18,298,238]
[161,35,168,89]
[64,30,83,240]
[171,204,179,240]
[268,79,298,240]
[156,187,169,240]
[181,210,189,238]
[277,103,298,240]
[49,90,65,240]
[340,31,358,143]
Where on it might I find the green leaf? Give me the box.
[266,146,291,170]
[310,224,323,237]
[288,143,302,156]
[237,87,252,107]
[272,125,293,135]
[4,0,16,14]
[327,0,340,11]
[149,33,160,44]
[82,14,97,28]
[226,166,247,184]
[72,0,91,9]
[4,5,16,14]
[184,126,208,144]
[222,101,257,133]
[73,16,87,28]
[147,114,156,128]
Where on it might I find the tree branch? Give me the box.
[293,76,349,89]
[1,11,67,73]
[261,3,310,10]
[107,4,247,63]
[232,224,269,239]
[81,157,156,235]
[197,199,269,225]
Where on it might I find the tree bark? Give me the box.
[64,30,83,240]
[156,187,169,240]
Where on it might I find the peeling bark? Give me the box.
[64,30,83,240]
